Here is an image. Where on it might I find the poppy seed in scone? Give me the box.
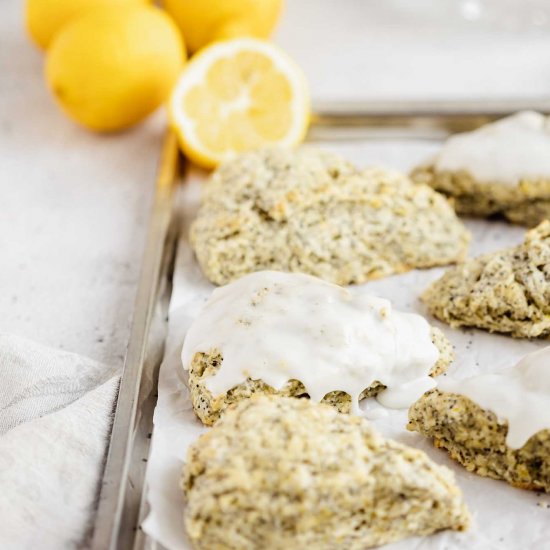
[408,389,550,493]
[411,163,550,227]
[190,147,470,286]
[422,220,550,339]
[182,395,470,550]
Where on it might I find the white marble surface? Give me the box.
[2,0,550,367]
[0,0,164,367]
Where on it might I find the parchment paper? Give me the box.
[142,141,550,550]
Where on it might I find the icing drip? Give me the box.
[182,271,439,413]
[440,346,550,449]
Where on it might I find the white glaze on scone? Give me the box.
[436,111,550,185]
[439,346,550,449]
[182,271,440,414]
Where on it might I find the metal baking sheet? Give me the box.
[90,99,550,550]
[91,131,181,550]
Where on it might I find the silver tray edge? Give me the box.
[90,130,180,550]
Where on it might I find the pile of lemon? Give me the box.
[26,0,310,168]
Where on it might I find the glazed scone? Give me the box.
[188,326,453,425]
[409,391,550,493]
[408,347,550,493]
[422,220,550,338]
[182,396,470,550]
[190,147,470,286]
[411,112,550,227]
[182,270,454,426]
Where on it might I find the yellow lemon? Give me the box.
[170,38,310,169]
[25,0,149,50]
[45,6,185,132]
[163,0,283,53]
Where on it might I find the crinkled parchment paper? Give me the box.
[142,142,550,550]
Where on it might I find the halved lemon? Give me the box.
[169,38,310,168]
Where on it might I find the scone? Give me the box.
[182,396,470,550]
[183,270,454,426]
[422,220,550,338]
[411,111,550,227]
[188,326,452,426]
[190,147,470,286]
[408,347,550,493]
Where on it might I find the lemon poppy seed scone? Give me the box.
[182,396,470,550]
[188,326,453,426]
[408,347,550,493]
[190,147,470,286]
[422,220,550,338]
[409,391,550,493]
[411,112,550,227]
[183,270,454,426]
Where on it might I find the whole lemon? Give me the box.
[25,0,149,50]
[163,0,283,53]
[45,6,185,132]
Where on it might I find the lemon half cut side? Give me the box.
[169,38,310,169]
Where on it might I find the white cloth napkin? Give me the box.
[0,333,120,550]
